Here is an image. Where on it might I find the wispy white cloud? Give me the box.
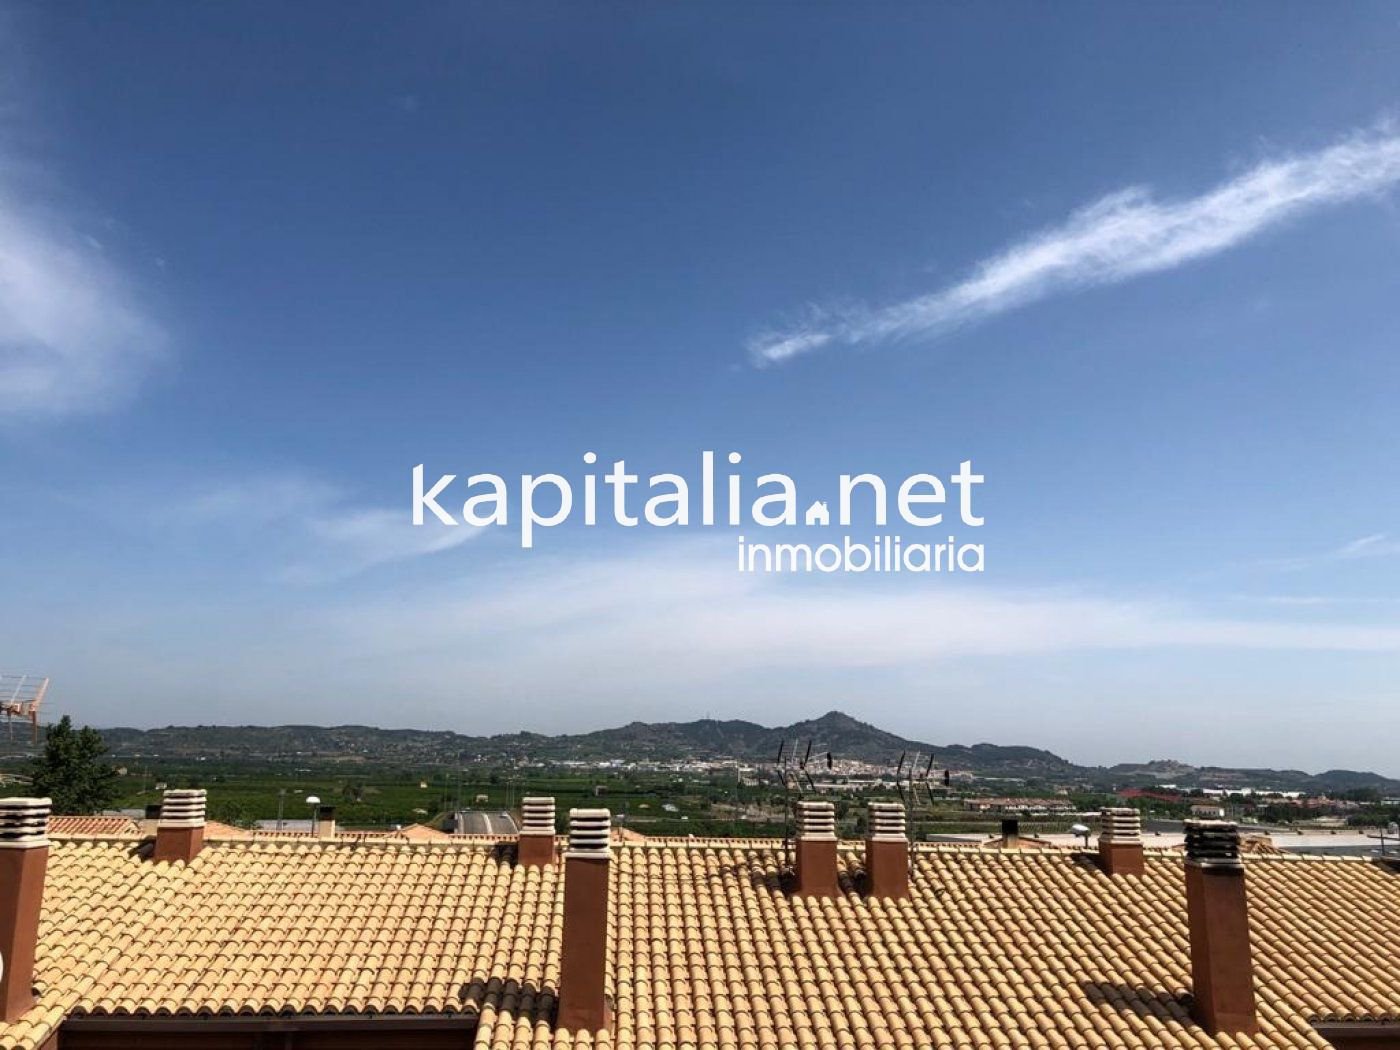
[750,126,1400,364]
[290,507,475,584]
[0,188,167,415]
[1332,533,1400,560]
[176,474,481,583]
[1251,532,1400,572]
[1229,593,1400,607]
[326,542,1400,683]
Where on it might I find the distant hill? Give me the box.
[533,710,1076,775]
[90,710,1069,774]
[75,710,1400,795]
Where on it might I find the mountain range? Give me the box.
[84,711,1400,795]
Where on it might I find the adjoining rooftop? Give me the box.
[1,794,1398,1050]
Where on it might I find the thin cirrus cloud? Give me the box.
[326,542,1400,678]
[748,126,1400,365]
[0,187,167,416]
[1252,532,1400,572]
[175,474,481,584]
[1333,533,1400,560]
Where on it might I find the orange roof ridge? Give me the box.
[46,815,142,838]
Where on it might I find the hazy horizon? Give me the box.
[85,708,1398,780]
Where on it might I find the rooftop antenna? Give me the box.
[919,754,936,806]
[799,742,835,793]
[906,752,922,844]
[798,739,817,793]
[1,674,48,744]
[775,739,794,864]
[893,750,940,881]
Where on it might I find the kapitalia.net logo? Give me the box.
[412,452,986,574]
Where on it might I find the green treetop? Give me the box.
[28,716,120,815]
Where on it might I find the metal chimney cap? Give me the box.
[1185,820,1243,869]
[0,797,51,849]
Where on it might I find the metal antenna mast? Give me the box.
[1,674,49,744]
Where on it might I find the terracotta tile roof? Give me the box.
[201,820,250,840]
[45,814,140,837]
[392,823,454,842]
[1240,834,1285,856]
[4,839,1399,1050]
[183,822,459,843]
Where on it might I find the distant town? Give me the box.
[4,710,1394,859]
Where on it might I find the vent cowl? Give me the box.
[1099,807,1143,844]
[868,801,907,842]
[796,800,837,840]
[566,808,611,859]
[521,797,556,836]
[0,797,51,849]
[158,789,207,828]
[1185,820,1242,869]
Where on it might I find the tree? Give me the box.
[1341,787,1383,805]
[28,717,120,815]
[208,798,257,829]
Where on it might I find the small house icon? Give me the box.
[805,500,830,526]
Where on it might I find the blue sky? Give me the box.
[2,4,1399,773]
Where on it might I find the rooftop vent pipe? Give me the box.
[518,796,557,867]
[0,797,51,1022]
[794,800,839,898]
[1098,807,1144,876]
[1183,820,1258,1034]
[558,809,612,1032]
[1000,817,1019,848]
[865,801,909,899]
[154,788,207,863]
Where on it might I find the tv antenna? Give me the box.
[775,738,834,866]
[1,674,48,743]
[796,739,833,794]
[776,739,795,862]
[892,751,951,878]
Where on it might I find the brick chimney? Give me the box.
[154,788,207,863]
[0,797,50,1023]
[865,801,909,899]
[794,800,839,898]
[1098,807,1144,876]
[1184,820,1258,1035]
[557,808,611,1032]
[518,796,556,867]
[316,804,337,839]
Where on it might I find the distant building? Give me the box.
[966,797,1074,815]
[1118,787,1183,804]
